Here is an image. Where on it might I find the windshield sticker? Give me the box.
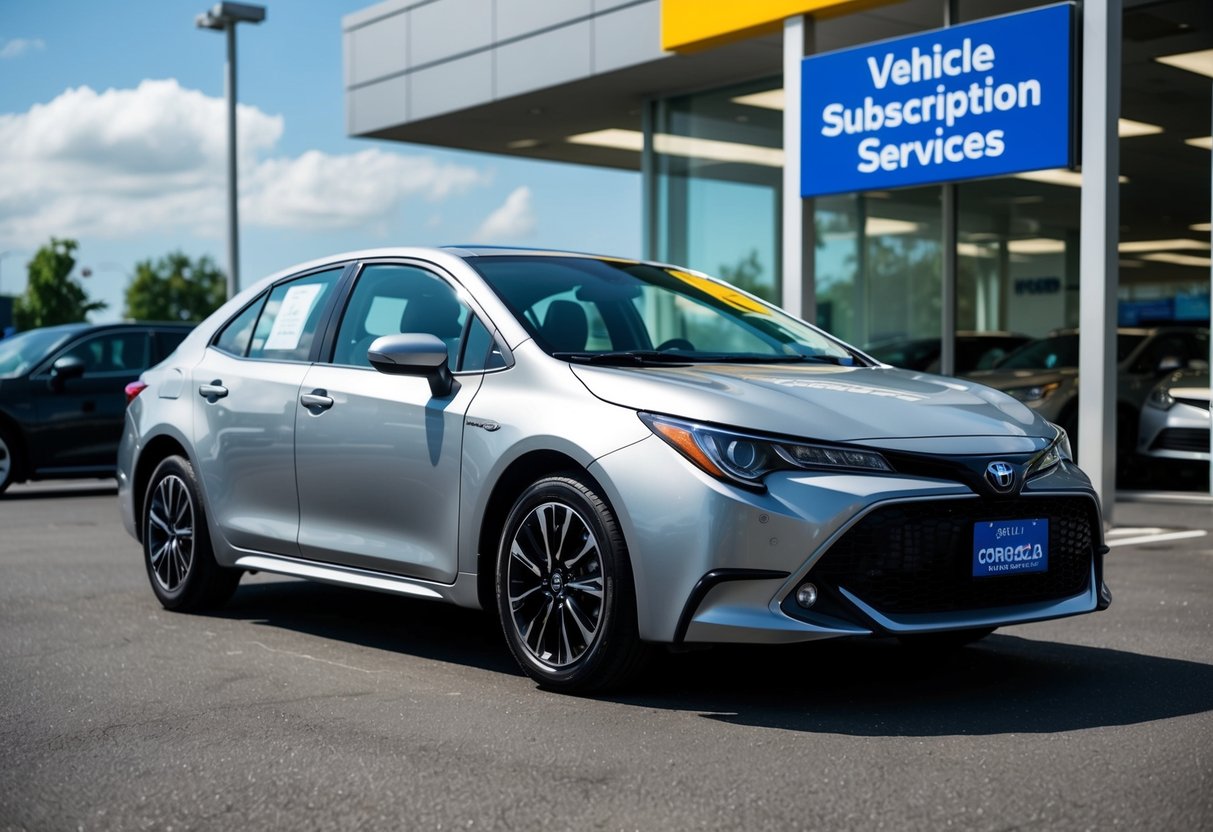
[264,284,324,351]
[667,270,770,315]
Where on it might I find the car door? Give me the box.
[294,262,484,582]
[191,266,345,557]
[31,328,154,471]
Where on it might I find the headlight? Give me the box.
[1005,382,1060,403]
[1026,425,1072,479]
[639,413,892,489]
[1146,386,1175,410]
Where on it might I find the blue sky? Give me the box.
[0,0,641,321]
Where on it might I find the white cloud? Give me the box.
[474,186,536,242]
[0,79,488,245]
[0,38,45,60]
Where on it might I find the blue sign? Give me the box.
[801,4,1073,198]
[973,518,1049,578]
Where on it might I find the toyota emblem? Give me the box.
[985,461,1015,492]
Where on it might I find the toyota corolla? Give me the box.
[118,248,1110,692]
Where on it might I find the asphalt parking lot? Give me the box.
[2,482,1211,831]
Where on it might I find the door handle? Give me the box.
[300,390,334,412]
[198,381,228,402]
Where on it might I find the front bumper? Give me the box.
[1138,402,1211,461]
[590,436,1107,645]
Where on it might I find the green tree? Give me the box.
[123,251,227,322]
[718,248,775,302]
[13,238,107,330]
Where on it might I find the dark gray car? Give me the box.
[0,322,191,493]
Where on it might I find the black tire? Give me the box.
[496,474,650,694]
[142,455,240,611]
[898,627,996,650]
[0,423,22,495]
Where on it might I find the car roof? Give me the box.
[441,245,640,261]
[12,321,193,338]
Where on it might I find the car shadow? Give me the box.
[2,484,118,500]
[613,635,1213,736]
[211,580,1213,737]
[213,578,519,677]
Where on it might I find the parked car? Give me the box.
[966,326,1210,457]
[863,331,1031,375]
[0,322,192,493]
[1138,368,1210,462]
[119,248,1110,692]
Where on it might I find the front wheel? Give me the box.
[143,455,241,611]
[496,475,650,693]
[0,424,21,495]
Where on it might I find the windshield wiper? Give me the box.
[554,350,694,366]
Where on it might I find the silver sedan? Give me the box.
[118,248,1110,692]
[1139,368,1211,461]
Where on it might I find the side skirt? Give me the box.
[233,553,482,608]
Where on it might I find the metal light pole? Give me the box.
[195,2,266,302]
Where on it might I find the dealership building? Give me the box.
[342,0,1212,509]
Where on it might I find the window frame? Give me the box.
[31,328,154,380]
[206,262,356,363]
[319,258,513,376]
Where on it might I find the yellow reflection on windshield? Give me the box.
[666,270,771,315]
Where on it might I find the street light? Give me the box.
[195,2,266,302]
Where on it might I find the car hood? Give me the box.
[570,362,1056,452]
[964,367,1076,390]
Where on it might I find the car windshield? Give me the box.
[470,256,856,364]
[995,333,1147,370]
[0,328,77,378]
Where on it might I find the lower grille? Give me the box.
[1151,428,1210,454]
[807,497,1097,615]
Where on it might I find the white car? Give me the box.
[1139,368,1211,461]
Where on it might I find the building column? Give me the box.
[782,15,816,322]
[1078,0,1122,522]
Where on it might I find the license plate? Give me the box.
[973,518,1049,577]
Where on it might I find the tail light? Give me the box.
[125,380,148,405]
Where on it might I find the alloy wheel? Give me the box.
[506,501,606,668]
[0,434,11,488]
[147,474,195,593]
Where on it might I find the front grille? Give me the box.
[1151,428,1210,453]
[806,497,1097,615]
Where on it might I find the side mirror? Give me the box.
[1156,355,1184,375]
[368,333,454,397]
[49,355,86,391]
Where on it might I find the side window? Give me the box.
[248,267,344,362]
[332,264,469,369]
[56,331,151,376]
[214,296,265,357]
[459,316,507,372]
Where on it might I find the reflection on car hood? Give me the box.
[964,368,1076,389]
[570,362,1056,447]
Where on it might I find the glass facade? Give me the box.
[649,0,1210,489]
[652,79,784,304]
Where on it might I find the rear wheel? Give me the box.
[143,455,240,611]
[0,424,20,495]
[496,475,650,693]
